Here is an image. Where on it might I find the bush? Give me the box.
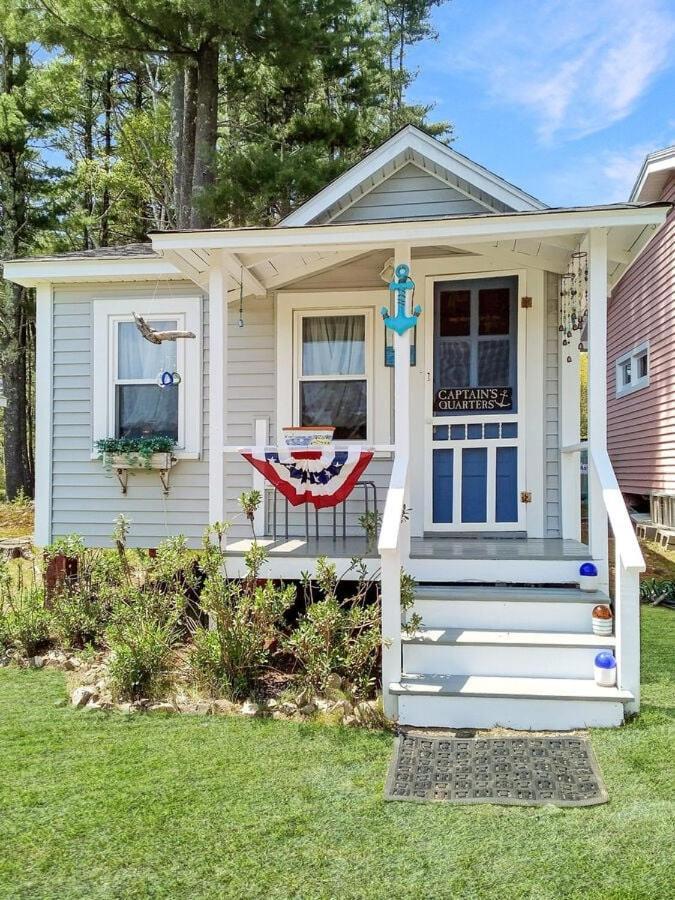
[189,529,295,700]
[284,557,382,697]
[0,556,50,656]
[107,612,178,701]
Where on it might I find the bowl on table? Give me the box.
[282,426,335,448]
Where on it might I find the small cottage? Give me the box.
[5,126,669,729]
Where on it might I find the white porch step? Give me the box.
[391,674,632,730]
[402,628,615,678]
[412,586,608,632]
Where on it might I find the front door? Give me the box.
[426,276,524,531]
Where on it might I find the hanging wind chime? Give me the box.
[559,250,588,363]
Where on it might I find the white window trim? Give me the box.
[615,340,650,398]
[276,291,391,447]
[92,297,202,457]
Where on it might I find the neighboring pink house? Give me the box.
[608,147,675,514]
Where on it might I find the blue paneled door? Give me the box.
[430,276,520,529]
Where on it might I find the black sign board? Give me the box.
[434,387,512,413]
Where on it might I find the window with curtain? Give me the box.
[298,314,367,440]
[115,320,179,440]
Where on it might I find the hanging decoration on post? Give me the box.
[381,263,422,338]
[559,251,588,363]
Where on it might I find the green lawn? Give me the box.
[1,608,673,900]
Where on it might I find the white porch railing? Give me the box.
[562,441,644,711]
[377,451,408,719]
[590,447,644,712]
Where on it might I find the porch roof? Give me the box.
[3,200,670,291]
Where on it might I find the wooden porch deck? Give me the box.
[224,534,590,562]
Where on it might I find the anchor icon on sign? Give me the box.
[381,263,422,335]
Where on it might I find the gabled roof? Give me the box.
[630,146,675,202]
[281,124,546,226]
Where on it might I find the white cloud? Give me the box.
[447,0,675,142]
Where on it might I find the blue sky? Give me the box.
[407,0,675,206]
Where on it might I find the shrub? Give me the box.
[189,527,295,700]
[640,578,675,608]
[0,556,50,656]
[284,557,382,697]
[107,612,178,701]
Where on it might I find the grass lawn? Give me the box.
[0,608,673,900]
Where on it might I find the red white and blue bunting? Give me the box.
[241,447,373,509]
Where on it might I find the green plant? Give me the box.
[107,612,178,701]
[358,510,382,552]
[285,557,382,697]
[190,526,295,700]
[0,556,50,656]
[96,436,176,471]
[239,489,262,540]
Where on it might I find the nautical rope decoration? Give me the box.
[242,447,373,508]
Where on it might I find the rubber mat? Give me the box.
[384,733,608,806]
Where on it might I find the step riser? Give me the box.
[403,643,613,679]
[413,599,593,632]
[397,695,625,730]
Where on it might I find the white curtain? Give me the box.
[302,315,365,376]
[116,320,178,439]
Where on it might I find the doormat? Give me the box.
[385,733,608,807]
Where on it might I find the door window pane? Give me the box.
[478,289,510,335]
[117,384,178,440]
[118,320,177,379]
[478,339,510,385]
[300,380,367,440]
[439,291,471,336]
[437,341,470,387]
[302,315,365,376]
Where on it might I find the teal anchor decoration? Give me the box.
[381,263,422,335]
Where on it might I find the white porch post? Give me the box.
[208,254,229,525]
[394,241,412,559]
[380,242,413,719]
[587,228,609,588]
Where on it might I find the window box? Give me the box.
[96,438,177,495]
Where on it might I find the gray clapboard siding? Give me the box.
[545,271,561,537]
[50,281,209,549]
[333,163,486,223]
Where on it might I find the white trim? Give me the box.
[281,125,545,225]
[276,291,391,447]
[615,340,650,397]
[3,256,181,287]
[149,205,669,253]
[91,296,202,455]
[630,145,675,202]
[34,283,53,546]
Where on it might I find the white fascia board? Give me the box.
[630,146,675,202]
[150,205,669,254]
[281,125,545,226]
[2,256,182,287]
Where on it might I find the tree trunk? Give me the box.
[100,69,113,247]
[170,64,185,228]
[83,75,95,250]
[178,61,198,229]
[190,40,219,228]
[2,283,33,499]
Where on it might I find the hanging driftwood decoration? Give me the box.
[132,312,196,344]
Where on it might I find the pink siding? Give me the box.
[607,175,675,495]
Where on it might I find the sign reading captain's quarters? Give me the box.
[434,387,513,413]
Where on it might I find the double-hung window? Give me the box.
[615,341,649,397]
[93,297,201,455]
[296,311,370,440]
